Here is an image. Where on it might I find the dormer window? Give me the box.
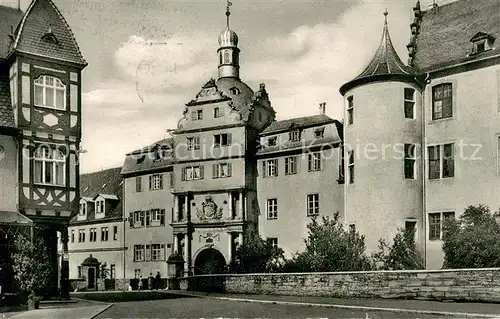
[96,200,105,214]
[289,130,301,142]
[79,202,86,216]
[229,87,240,95]
[470,32,495,55]
[268,136,277,147]
[41,27,59,45]
[314,127,325,138]
[136,155,146,164]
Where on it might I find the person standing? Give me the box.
[155,271,161,289]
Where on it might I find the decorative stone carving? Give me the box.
[196,196,223,221]
[199,232,220,243]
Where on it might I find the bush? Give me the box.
[442,205,500,268]
[283,213,372,272]
[372,227,424,270]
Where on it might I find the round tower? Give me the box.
[339,11,424,255]
[217,1,240,79]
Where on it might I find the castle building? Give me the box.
[340,0,500,269]
[0,0,86,296]
[121,138,175,279]
[65,167,126,287]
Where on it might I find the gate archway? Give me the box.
[194,248,226,275]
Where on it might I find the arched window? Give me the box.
[223,50,230,64]
[34,75,66,110]
[34,145,65,186]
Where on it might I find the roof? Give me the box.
[71,167,123,225]
[256,136,342,157]
[13,0,87,66]
[340,12,414,95]
[94,194,119,201]
[0,5,23,59]
[261,114,335,136]
[413,0,500,71]
[0,70,15,128]
[121,138,174,176]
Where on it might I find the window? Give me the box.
[149,209,165,226]
[78,229,85,242]
[314,127,325,138]
[78,266,82,278]
[71,230,74,243]
[308,153,322,172]
[89,228,97,242]
[134,245,145,262]
[182,165,204,181]
[79,203,86,216]
[347,96,354,125]
[289,130,300,142]
[269,237,278,249]
[229,87,240,95]
[34,75,66,110]
[285,156,297,175]
[113,226,118,240]
[428,143,454,179]
[151,244,165,261]
[267,198,278,219]
[338,145,345,183]
[349,224,356,232]
[134,269,141,278]
[263,159,278,177]
[213,163,232,179]
[429,212,455,240]
[149,174,163,190]
[101,227,109,241]
[404,88,415,119]
[135,176,142,192]
[404,144,416,179]
[110,264,116,279]
[133,211,145,227]
[191,109,203,120]
[405,220,417,242]
[96,200,105,214]
[187,136,200,150]
[214,133,231,147]
[214,107,225,118]
[307,194,320,216]
[432,83,453,120]
[348,150,355,184]
[34,146,65,186]
[267,137,277,147]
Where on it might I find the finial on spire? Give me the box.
[384,9,388,24]
[226,0,232,29]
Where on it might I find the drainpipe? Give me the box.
[422,72,430,268]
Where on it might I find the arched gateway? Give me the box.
[194,248,226,275]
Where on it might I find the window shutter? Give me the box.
[200,165,204,179]
[129,212,133,228]
[141,211,145,227]
[308,154,312,172]
[145,245,151,261]
[181,168,186,181]
[160,209,165,225]
[262,161,267,178]
[275,159,278,176]
[212,163,218,179]
[160,244,165,260]
[149,175,152,190]
[145,210,151,227]
[228,163,232,177]
[227,133,232,145]
[159,174,164,189]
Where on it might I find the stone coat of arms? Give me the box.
[196,196,223,221]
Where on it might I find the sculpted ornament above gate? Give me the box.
[196,196,223,221]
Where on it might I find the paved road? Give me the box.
[95,296,462,319]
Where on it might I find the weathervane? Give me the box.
[226,0,232,29]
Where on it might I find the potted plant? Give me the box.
[11,231,53,310]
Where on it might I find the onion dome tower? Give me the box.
[339,11,423,256]
[217,0,240,79]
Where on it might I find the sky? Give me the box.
[0,0,457,173]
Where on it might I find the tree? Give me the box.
[442,205,500,268]
[283,213,372,272]
[372,227,424,270]
[11,231,53,305]
[229,230,285,273]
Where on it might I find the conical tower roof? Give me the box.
[340,11,415,95]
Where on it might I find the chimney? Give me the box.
[319,102,326,115]
[428,0,438,10]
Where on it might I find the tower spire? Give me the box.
[226,0,232,30]
[384,9,388,24]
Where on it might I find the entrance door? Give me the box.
[88,268,95,289]
[194,248,226,275]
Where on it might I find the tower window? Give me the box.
[404,88,415,119]
[229,87,240,95]
[34,75,66,110]
[404,144,416,179]
[347,96,354,125]
[223,50,230,64]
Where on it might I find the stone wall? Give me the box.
[178,268,500,302]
